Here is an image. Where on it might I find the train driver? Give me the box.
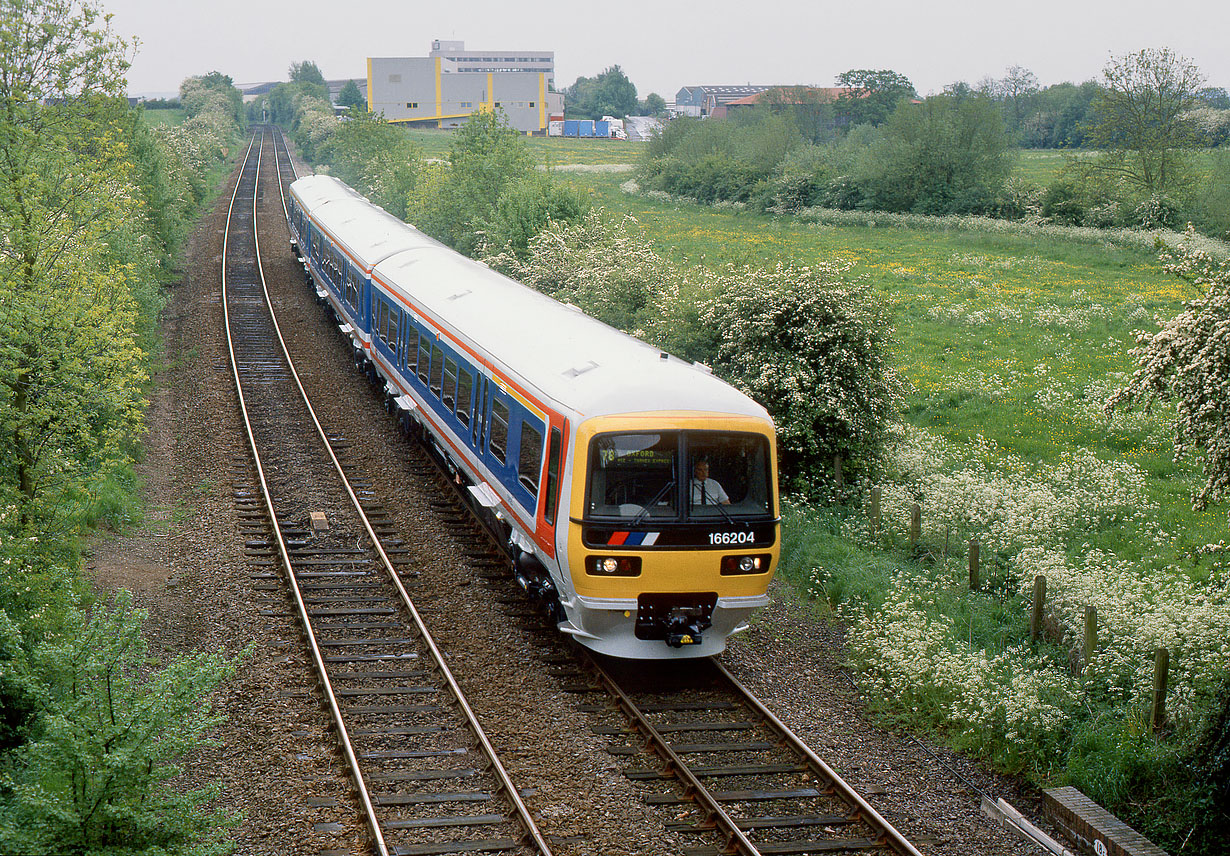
[690,460,730,506]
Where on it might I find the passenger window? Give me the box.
[518,421,543,495]
[430,343,444,398]
[387,306,399,348]
[456,369,473,427]
[489,398,509,464]
[442,357,457,411]
[417,335,430,385]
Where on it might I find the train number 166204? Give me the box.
[709,531,755,545]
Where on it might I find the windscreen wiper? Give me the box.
[632,480,676,526]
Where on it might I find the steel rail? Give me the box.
[713,660,925,856]
[248,128,553,856]
[578,649,763,856]
[269,125,296,220]
[224,130,391,856]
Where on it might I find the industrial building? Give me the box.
[367,41,563,134]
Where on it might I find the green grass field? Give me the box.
[399,127,640,166]
[140,108,186,127]
[561,169,1224,565]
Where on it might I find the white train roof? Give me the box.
[376,248,769,422]
[290,174,365,209]
[291,177,771,424]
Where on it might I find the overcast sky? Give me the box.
[105,0,1230,99]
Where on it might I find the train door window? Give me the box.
[489,398,509,464]
[442,357,457,412]
[415,334,430,383]
[387,305,399,349]
[518,421,544,496]
[473,377,486,446]
[375,301,388,345]
[402,322,414,372]
[456,369,473,428]
[544,427,562,524]
[430,343,444,398]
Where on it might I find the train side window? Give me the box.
[442,357,457,411]
[404,323,416,373]
[544,427,562,524]
[417,335,430,385]
[518,421,544,495]
[489,398,509,464]
[456,369,473,427]
[430,343,444,398]
[387,306,399,349]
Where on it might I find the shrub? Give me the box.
[700,262,905,485]
[0,593,239,856]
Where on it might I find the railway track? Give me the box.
[222,126,551,856]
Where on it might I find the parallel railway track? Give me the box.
[223,127,551,856]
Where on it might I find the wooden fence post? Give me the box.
[908,503,921,548]
[1152,648,1170,731]
[834,454,843,491]
[1030,575,1046,642]
[869,487,881,536]
[1083,606,1097,672]
[968,538,980,591]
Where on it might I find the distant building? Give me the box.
[368,41,563,134]
[713,86,855,119]
[674,85,774,117]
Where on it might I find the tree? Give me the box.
[565,65,638,119]
[288,59,325,86]
[640,92,666,116]
[833,69,916,127]
[998,65,1040,132]
[316,111,419,217]
[1107,235,1230,519]
[336,78,364,110]
[0,0,150,530]
[857,92,1012,214]
[0,593,238,854]
[1196,86,1230,110]
[1084,48,1205,194]
[410,109,534,256]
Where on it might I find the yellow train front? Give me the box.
[556,413,779,659]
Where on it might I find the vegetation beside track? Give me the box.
[0,2,246,851]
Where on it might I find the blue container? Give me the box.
[595,120,610,137]
[579,120,595,137]
[563,120,580,137]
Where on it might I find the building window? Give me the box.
[405,102,418,108]
[529,102,535,108]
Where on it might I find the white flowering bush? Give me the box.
[1108,232,1230,517]
[843,589,1077,769]
[867,424,1156,554]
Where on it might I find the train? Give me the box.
[285,174,780,659]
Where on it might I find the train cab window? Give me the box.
[417,334,430,385]
[687,434,773,518]
[456,369,473,427]
[442,357,457,411]
[430,343,444,398]
[544,427,562,524]
[518,421,544,495]
[587,433,678,519]
[489,398,509,464]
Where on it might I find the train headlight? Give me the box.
[720,554,772,575]
[585,556,642,576]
